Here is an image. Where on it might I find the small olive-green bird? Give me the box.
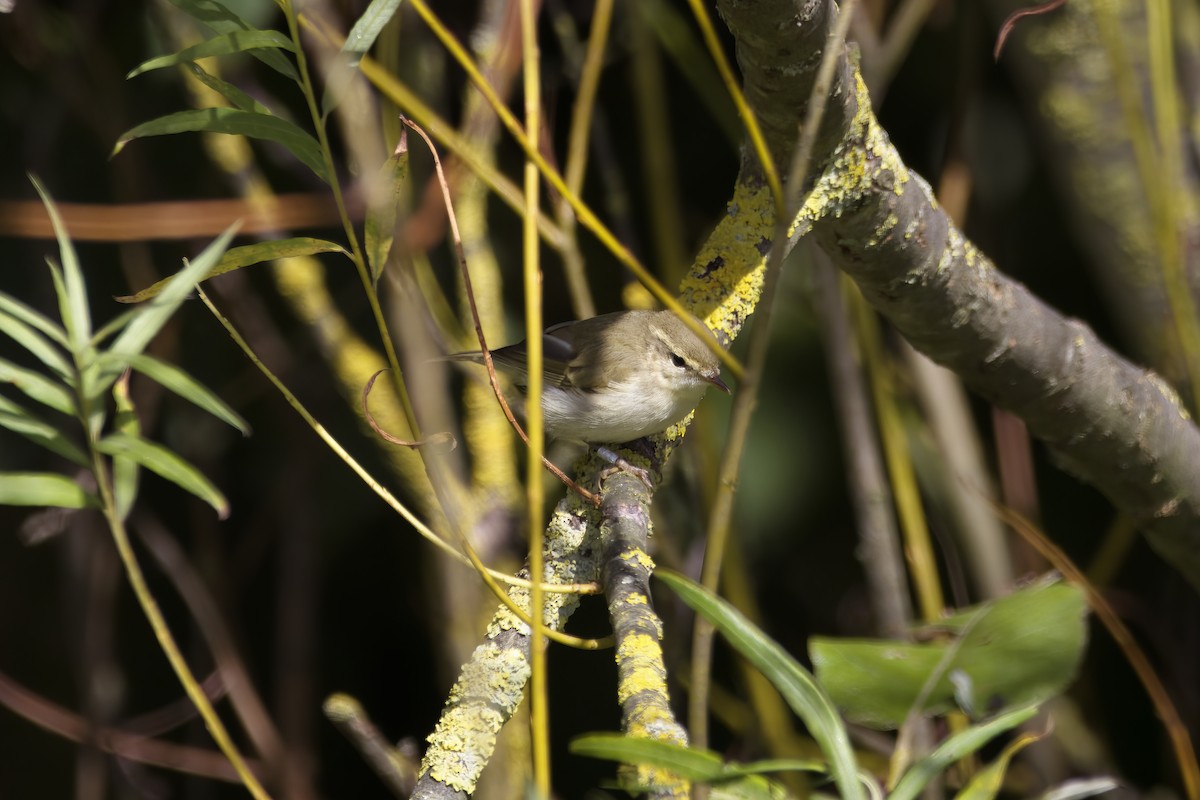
[447,309,730,445]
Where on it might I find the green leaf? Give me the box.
[185,62,274,115]
[99,352,249,434]
[116,237,346,303]
[90,228,239,403]
[572,735,836,783]
[1039,777,1119,800]
[113,109,328,182]
[110,373,140,522]
[655,570,865,800]
[321,0,404,116]
[30,176,91,353]
[889,704,1039,800]
[572,735,729,781]
[810,578,1087,729]
[571,736,784,799]
[164,0,299,81]
[96,431,229,519]
[365,142,408,281]
[0,358,75,414]
[955,727,1044,800]
[0,395,88,465]
[343,0,405,62]
[0,291,68,346]
[103,226,239,384]
[0,472,97,509]
[0,302,72,377]
[128,30,296,78]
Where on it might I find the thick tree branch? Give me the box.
[718,0,1200,589]
[600,473,689,797]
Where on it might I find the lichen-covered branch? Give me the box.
[411,492,598,799]
[719,0,1200,589]
[599,473,689,797]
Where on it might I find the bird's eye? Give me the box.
[670,353,686,368]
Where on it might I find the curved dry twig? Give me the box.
[361,369,457,450]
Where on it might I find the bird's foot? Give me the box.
[595,446,655,491]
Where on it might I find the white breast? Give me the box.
[540,378,706,444]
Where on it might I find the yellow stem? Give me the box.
[520,0,550,795]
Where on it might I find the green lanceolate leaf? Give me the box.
[343,0,405,62]
[117,237,346,303]
[0,302,72,377]
[0,472,98,509]
[110,373,140,522]
[365,142,408,282]
[98,351,249,434]
[113,109,328,182]
[571,736,784,799]
[128,30,296,78]
[810,578,1087,729]
[164,0,299,81]
[102,226,238,386]
[0,358,75,415]
[655,570,865,800]
[185,63,274,115]
[30,177,91,352]
[0,291,68,346]
[95,431,229,519]
[572,734,838,784]
[321,0,405,116]
[0,395,88,465]
[889,704,1039,800]
[955,727,1045,800]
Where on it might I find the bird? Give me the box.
[446,309,730,447]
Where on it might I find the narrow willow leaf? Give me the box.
[0,396,88,465]
[128,30,296,78]
[1039,777,1119,800]
[889,705,1039,800]
[0,472,97,509]
[0,291,68,346]
[571,735,728,781]
[93,227,238,401]
[100,351,249,434]
[571,736,782,798]
[30,176,91,351]
[0,358,75,415]
[110,373,140,522]
[164,0,299,80]
[106,226,237,365]
[811,579,1087,729]
[0,305,71,377]
[365,143,408,281]
[321,0,404,116]
[96,431,229,519]
[113,109,328,182]
[656,570,865,800]
[343,0,405,62]
[116,237,346,303]
[185,63,274,115]
[955,728,1045,800]
[573,735,837,784]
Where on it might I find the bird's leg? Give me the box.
[594,446,655,491]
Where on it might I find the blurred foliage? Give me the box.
[0,0,1197,798]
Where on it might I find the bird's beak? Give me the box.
[704,370,731,394]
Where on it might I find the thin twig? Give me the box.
[688,0,861,772]
[0,670,255,783]
[399,115,600,507]
[361,369,457,449]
